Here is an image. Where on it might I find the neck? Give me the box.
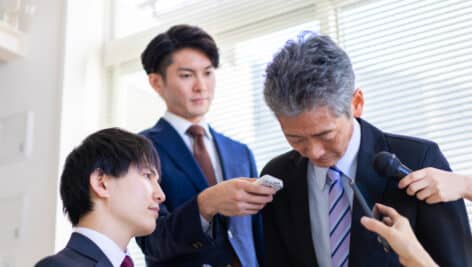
[77,212,132,251]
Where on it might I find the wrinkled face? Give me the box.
[278,106,354,167]
[107,165,165,236]
[150,48,215,123]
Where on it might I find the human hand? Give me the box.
[398,167,470,204]
[197,178,276,220]
[361,204,438,267]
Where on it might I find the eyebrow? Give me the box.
[285,129,333,138]
[177,65,214,72]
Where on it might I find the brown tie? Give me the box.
[187,125,217,186]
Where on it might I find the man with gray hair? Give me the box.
[260,33,472,267]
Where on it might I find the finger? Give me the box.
[244,193,274,205]
[398,170,425,189]
[244,182,277,195]
[425,194,442,204]
[406,179,430,196]
[416,186,436,201]
[361,216,391,238]
[382,216,393,226]
[374,203,401,221]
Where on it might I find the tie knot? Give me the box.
[121,255,134,267]
[326,166,342,186]
[187,125,205,138]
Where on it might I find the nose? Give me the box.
[153,182,166,204]
[193,75,208,92]
[304,141,325,161]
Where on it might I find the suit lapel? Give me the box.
[211,128,232,179]
[349,118,391,266]
[67,233,113,267]
[287,154,319,267]
[149,119,209,191]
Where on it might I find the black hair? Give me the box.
[59,127,160,226]
[141,24,219,77]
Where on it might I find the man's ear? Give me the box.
[89,169,111,199]
[148,73,165,97]
[352,88,364,118]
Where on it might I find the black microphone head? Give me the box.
[373,151,402,177]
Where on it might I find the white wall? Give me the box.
[0,0,66,266]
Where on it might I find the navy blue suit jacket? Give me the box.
[261,118,472,267]
[136,119,263,267]
[35,233,113,267]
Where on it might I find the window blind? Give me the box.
[337,0,472,221]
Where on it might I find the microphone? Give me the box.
[373,151,412,179]
[333,167,391,253]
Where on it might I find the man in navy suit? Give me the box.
[136,25,276,267]
[260,33,472,266]
[35,128,166,267]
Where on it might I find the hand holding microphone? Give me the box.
[373,151,472,203]
[360,203,438,267]
[399,167,472,203]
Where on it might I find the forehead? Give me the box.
[278,107,341,135]
[169,48,212,69]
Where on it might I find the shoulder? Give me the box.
[261,150,301,175]
[211,128,251,150]
[34,249,85,267]
[140,119,171,138]
[359,118,440,155]
[384,132,438,151]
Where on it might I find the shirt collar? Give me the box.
[312,118,361,190]
[74,227,128,267]
[163,111,212,139]
[335,118,361,177]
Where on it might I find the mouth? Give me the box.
[148,206,159,216]
[191,97,208,103]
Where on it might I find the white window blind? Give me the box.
[337,0,472,221]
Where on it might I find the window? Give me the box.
[338,0,472,220]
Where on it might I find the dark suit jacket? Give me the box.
[137,119,263,267]
[261,118,472,267]
[35,233,113,267]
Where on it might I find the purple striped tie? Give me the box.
[327,166,351,267]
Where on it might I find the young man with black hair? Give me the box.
[137,24,276,267]
[35,128,166,267]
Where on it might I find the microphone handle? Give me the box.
[350,181,374,218]
[347,179,391,253]
[396,164,412,178]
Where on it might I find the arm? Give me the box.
[136,197,216,262]
[261,202,292,267]
[399,167,472,203]
[412,144,472,267]
[361,204,438,267]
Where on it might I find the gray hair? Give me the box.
[264,32,355,117]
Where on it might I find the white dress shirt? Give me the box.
[74,227,129,267]
[307,118,361,267]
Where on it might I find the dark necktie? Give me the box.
[187,125,217,186]
[327,166,351,267]
[120,255,134,267]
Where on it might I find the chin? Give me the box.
[137,223,156,236]
[312,159,335,168]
